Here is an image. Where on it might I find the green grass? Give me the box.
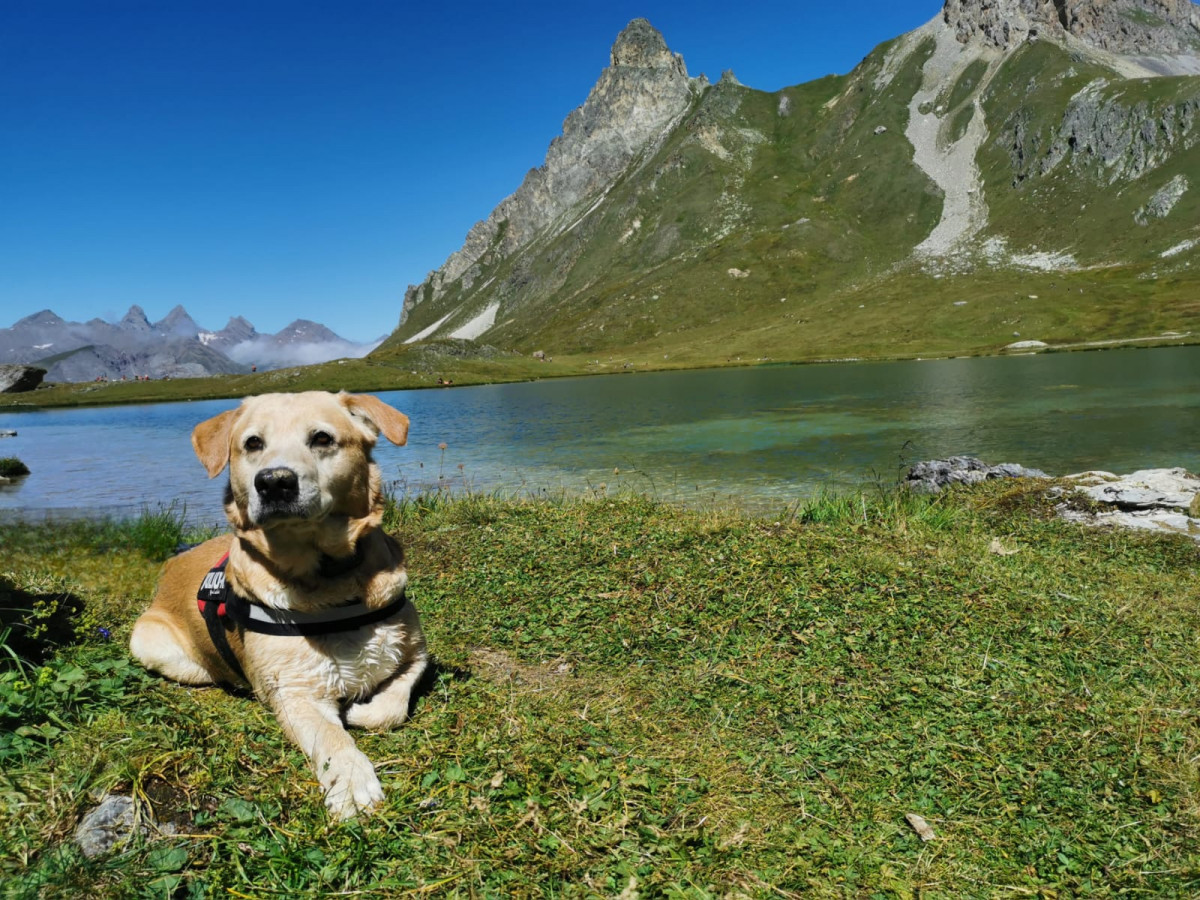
[943,58,988,118]
[2,482,1199,896]
[978,41,1200,263]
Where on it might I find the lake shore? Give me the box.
[6,344,1199,524]
[2,330,1196,412]
[3,481,1198,895]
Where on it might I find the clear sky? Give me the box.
[1,1,940,342]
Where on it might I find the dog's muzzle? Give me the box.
[253,466,304,518]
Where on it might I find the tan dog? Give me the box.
[130,391,427,819]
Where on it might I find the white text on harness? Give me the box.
[201,570,226,592]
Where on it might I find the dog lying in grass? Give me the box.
[130,391,427,819]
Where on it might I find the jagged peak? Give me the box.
[398,17,699,331]
[610,18,688,76]
[213,315,257,342]
[119,305,151,330]
[158,304,192,322]
[154,305,202,339]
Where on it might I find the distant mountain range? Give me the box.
[1,305,381,382]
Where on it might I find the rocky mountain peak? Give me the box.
[275,319,339,343]
[156,304,200,335]
[199,315,259,350]
[611,18,687,75]
[399,18,700,330]
[119,305,152,331]
[944,0,1200,54]
[217,316,257,341]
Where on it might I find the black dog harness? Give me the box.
[196,551,408,682]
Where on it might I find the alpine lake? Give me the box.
[1,345,1197,525]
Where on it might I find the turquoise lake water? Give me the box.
[1,346,1197,523]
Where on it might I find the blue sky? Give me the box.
[1,1,939,343]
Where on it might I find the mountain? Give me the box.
[34,341,247,383]
[221,319,384,369]
[119,305,153,334]
[273,320,343,344]
[198,316,260,355]
[0,306,375,382]
[383,2,1200,365]
[155,305,202,337]
[17,310,68,330]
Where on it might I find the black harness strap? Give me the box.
[195,553,409,679]
[219,589,410,637]
[197,552,248,683]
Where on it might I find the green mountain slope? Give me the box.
[378,4,1200,368]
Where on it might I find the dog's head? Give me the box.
[192,391,409,534]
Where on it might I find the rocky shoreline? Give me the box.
[1056,468,1200,543]
[907,456,1200,544]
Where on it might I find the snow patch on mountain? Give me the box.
[449,303,500,341]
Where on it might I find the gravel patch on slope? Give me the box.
[905,21,994,258]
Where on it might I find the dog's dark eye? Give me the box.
[311,431,335,448]
[244,435,264,452]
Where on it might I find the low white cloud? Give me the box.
[227,337,382,369]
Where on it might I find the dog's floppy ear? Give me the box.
[192,408,238,478]
[339,392,409,446]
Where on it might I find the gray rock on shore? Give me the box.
[906,457,1200,543]
[904,456,1049,492]
[1059,468,1200,542]
[0,364,46,393]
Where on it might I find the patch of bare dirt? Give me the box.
[469,649,575,689]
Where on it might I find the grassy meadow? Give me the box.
[2,481,1199,897]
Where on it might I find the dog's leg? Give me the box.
[265,688,384,819]
[345,652,429,731]
[129,613,214,685]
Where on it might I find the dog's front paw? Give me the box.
[318,747,384,819]
[345,693,411,731]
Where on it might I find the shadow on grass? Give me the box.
[0,575,85,665]
[411,656,471,717]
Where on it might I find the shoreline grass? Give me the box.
[1,333,1196,412]
[1,483,1198,896]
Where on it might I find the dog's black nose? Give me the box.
[254,467,299,502]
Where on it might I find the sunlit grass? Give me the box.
[2,481,1198,896]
